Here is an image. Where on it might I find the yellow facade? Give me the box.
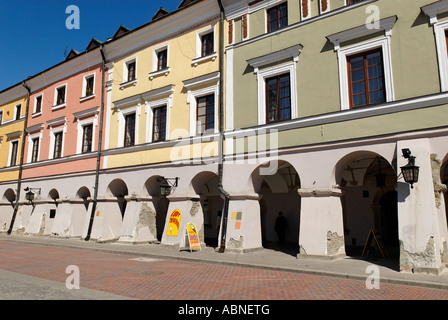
[0,84,27,183]
[106,12,224,169]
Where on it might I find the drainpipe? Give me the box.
[85,44,106,241]
[7,81,31,235]
[216,0,230,253]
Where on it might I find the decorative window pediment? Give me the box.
[327,16,397,50]
[247,44,303,74]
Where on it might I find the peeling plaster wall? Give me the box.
[397,139,445,273]
[326,231,344,256]
[400,236,438,273]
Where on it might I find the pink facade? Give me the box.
[23,62,104,180]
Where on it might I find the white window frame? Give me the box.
[7,138,20,167]
[422,1,448,91]
[117,104,140,148]
[74,107,99,154]
[319,0,330,14]
[14,103,22,121]
[300,0,311,21]
[146,99,170,143]
[247,44,302,125]
[47,117,67,159]
[183,72,220,136]
[81,73,95,100]
[27,133,42,163]
[33,94,43,116]
[242,14,250,41]
[53,84,67,110]
[121,57,138,88]
[143,85,174,143]
[0,110,3,125]
[432,20,448,92]
[150,44,170,80]
[327,16,397,110]
[192,25,217,66]
[336,38,394,110]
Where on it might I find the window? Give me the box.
[53,131,63,159]
[267,3,288,33]
[347,49,385,108]
[197,94,215,134]
[124,113,136,147]
[0,110,3,125]
[347,0,366,4]
[35,95,42,114]
[201,32,214,57]
[49,209,56,219]
[121,58,138,87]
[56,86,66,106]
[157,50,168,71]
[82,124,93,153]
[85,75,94,97]
[152,106,167,142]
[15,104,21,121]
[127,61,136,82]
[31,137,39,163]
[9,140,19,166]
[266,74,291,123]
[327,16,396,110]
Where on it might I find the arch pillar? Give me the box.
[222,193,263,253]
[397,139,448,274]
[297,187,346,260]
[160,195,204,247]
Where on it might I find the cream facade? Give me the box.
[0,84,28,232]
[87,0,227,246]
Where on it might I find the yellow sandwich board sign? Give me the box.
[179,222,201,252]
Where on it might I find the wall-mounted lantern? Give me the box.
[157,177,179,197]
[24,187,41,203]
[400,149,419,189]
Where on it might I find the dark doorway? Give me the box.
[380,191,399,256]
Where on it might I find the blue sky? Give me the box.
[0,0,183,90]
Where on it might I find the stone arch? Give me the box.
[106,179,129,218]
[76,187,91,210]
[48,189,60,201]
[190,171,223,247]
[250,160,301,253]
[334,150,397,261]
[143,175,169,241]
[441,155,448,232]
[3,188,16,204]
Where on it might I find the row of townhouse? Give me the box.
[1,0,448,274]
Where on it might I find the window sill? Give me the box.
[120,79,138,90]
[80,94,95,102]
[149,68,170,80]
[52,103,66,111]
[191,53,217,67]
[32,112,42,118]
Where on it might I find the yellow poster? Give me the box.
[167,209,181,236]
[187,222,200,249]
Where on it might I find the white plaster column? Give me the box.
[90,198,123,242]
[161,196,204,247]
[222,194,263,253]
[297,187,345,259]
[119,197,160,244]
[397,139,447,274]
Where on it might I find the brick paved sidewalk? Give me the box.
[0,240,448,301]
